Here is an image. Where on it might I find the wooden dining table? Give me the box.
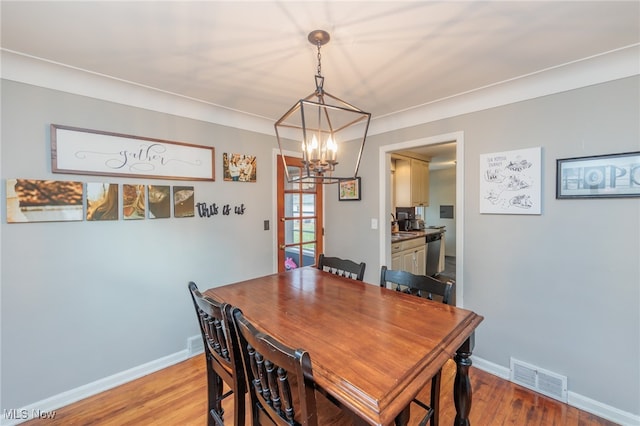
[205,267,483,426]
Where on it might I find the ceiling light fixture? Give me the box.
[274,30,371,184]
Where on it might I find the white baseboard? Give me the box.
[568,392,640,426]
[1,350,191,426]
[472,356,640,426]
[471,355,511,380]
[4,352,637,426]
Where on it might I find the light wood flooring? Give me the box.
[21,354,618,425]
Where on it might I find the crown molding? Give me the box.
[368,44,639,136]
[2,45,638,138]
[0,49,275,136]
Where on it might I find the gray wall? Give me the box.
[425,167,456,256]
[2,76,639,419]
[325,76,640,416]
[1,81,277,409]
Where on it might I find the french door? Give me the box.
[277,155,323,272]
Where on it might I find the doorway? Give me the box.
[276,155,324,273]
[379,131,465,305]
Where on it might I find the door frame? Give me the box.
[378,131,465,306]
[271,148,325,272]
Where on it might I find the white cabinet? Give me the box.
[395,158,429,207]
[411,159,430,206]
[391,237,426,275]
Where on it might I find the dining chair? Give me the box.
[229,306,353,426]
[188,282,246,426]
[317,253,366,281]
[379,266,455,426]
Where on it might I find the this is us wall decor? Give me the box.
[51,124,215,181]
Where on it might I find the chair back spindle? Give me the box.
[230,307,350,426]
[317,253,366,281]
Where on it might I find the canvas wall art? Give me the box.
[86,182,119,221]
[6,178,83,223]
[123,184,146,219]
[173,186,195,218]
[479,147,542,215]
[148,185,171,218]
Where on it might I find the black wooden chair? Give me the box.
[317,253,366,281]
[229,306,353,426]
[188,282,246,426]
[379,266,455,426]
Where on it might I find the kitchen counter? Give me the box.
[391,227,445,243]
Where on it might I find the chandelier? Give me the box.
[274,30,371,184]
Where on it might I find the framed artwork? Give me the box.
[479,147,542,214]
[86,182,119,221]
[173,186,195,218]
[6,178,84,223]
[338,177,361,201]
[51,124,215,181]
[556,151,640,199]
[223,152,257,182]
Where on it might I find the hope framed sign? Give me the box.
[51,124,215,181]
[556,151,640,199]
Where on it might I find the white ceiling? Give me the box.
[2,1,639,165]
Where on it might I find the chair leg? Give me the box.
[233,386,245,426]
[430,371,442,426]
[206,362,225,426]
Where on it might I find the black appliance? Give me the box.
[395,207,415,231]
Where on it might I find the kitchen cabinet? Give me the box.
[395,157,429,207]
[391,237,426,275]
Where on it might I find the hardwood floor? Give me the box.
[22,355,618,425]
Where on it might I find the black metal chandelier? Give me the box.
[274,30,371,184]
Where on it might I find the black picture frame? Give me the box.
[556,151,640,199]
[338,177,361,201]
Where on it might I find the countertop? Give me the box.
[391,227,445,243]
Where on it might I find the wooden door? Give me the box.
[277,156,323,272]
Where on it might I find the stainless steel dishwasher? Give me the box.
[425,231,443,277]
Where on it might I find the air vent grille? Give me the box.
[510,357,568,402]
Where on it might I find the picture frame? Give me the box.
[338,177,361,201]
[51,124,215,181]
[222,152,257,182]
[556,151,640,199]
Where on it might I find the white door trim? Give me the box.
[378,131,465,305]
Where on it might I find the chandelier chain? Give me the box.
[316,41,322,77]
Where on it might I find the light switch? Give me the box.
[371,218,378,229]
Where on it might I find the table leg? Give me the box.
[453,332,475,426]
[394,405,410,426]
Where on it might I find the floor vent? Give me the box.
[510,357,568,403]
[188,335,204,356]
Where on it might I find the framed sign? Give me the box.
[556,151,640,199]
[51,124,215,181]
[338,177,361,201]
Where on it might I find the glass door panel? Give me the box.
[277,156,323,272]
